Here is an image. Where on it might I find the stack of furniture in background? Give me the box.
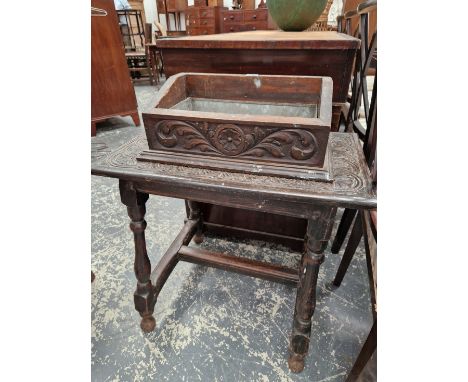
[117,10,159,85]
[156,0,188,34]
[128,0,146,24]
[91,0,139,136]
[186,3,227,36]
[220,6,272,33]
[186,0,275,36]
[338,0,376,37]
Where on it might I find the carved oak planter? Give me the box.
[141,72,333,180]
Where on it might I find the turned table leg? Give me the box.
[187,200,204,244]
[288,206,336,373]
[119,180,156,333]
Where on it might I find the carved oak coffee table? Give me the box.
[91,133,376,373]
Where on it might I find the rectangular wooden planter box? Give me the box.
[140,72,333,180]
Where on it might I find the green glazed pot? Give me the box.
[267,0,328,31]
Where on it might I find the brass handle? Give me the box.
[229,15,234,20]
[202,12,207,16]
[230,27,234,31]
[202,20,207,25]
[252,15,257,19]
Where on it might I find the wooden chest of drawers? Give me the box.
[220,8,270,33]
[186,6,226,36]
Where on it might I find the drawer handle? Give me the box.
[230,27,234,31]
[229,15,234,20]
[203,30,208,34]
[202,12,207,16]
[202,20,207,25]
[252,15,257,19]
[252,26,256,30]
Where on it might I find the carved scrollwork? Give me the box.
[152,119,319,161]
[155,120,219,154]
[241,129,317,160]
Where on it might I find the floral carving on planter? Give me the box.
[213,124,247,156]
[153,119,319,162]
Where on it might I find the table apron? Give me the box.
[128,178,375,219]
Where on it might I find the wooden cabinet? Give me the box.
[186,6,226,36]
[186,4,272,36]
[91,0,139,136]
[220,8,270,33]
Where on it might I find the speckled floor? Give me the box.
[91,81,376,382]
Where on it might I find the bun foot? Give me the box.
[194,233,204,244]
[288,354,305,373]
[140,316,156,333]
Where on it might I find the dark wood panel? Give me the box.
[201,204,307,239]
[161,48,355,103]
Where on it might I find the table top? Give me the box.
[92,133,376,215]
[155,31,360,50]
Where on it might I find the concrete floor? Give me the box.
[91,82,376,382]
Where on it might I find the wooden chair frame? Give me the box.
[117,10,158,85]
[331,2,377,380]
[332,0,377,255]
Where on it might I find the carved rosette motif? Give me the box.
[152,119,319,161]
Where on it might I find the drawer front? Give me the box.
[187,26,216,35]
[185,8,199,18]
[199,7,215,19]
[244,9,268,22]
[221,10,243,23]
[186,16,197,27]
[243,22,268,31]
[221,23,244,33]
[189,17,215,27]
